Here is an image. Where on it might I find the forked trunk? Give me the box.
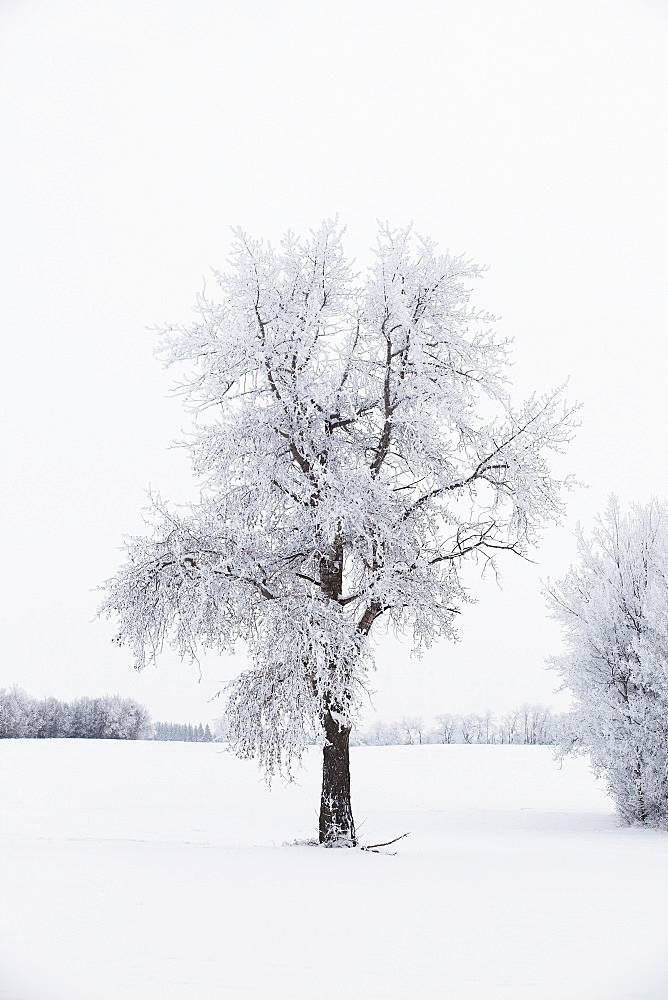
[319,709,356,846]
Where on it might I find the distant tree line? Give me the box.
[213,704,564,748]
[153,721,213,742]
[0,687,152,739]
[354,704,564,746]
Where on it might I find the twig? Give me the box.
[361,831,410,852]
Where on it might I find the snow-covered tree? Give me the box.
[480,708,496,744]
[499,708,521,744]
[0,687,34,738]
[100,220,576,845]
[459,712,481,744]
[519,703,553,745]
[399,715,426,745]
[211,716,232,742]
[34,696,72,738]
[546,498,668,828]
[354,719,402,747]
[431,713,458,744]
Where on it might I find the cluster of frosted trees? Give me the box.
[153,721,213,742]
[355,704,562,746]
[0,687,152,740]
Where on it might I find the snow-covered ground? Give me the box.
[1,740,667,1000]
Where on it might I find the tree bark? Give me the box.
[316,534,357,846]
[319,709,356,846]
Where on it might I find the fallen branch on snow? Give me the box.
[361,832,411,853]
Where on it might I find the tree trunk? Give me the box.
[319,709,356,846]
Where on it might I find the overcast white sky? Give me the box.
[1,0,667,727]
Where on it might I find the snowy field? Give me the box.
[1,741,667,1000]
